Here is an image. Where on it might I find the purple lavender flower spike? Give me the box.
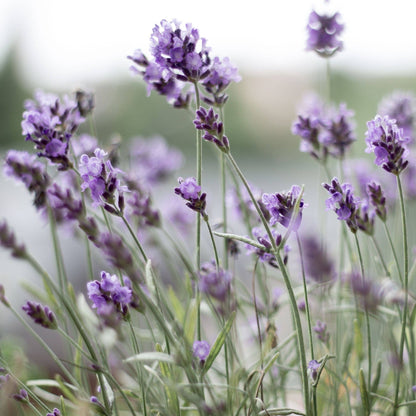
[365,115,409,175]
[22,301,57,330]
[245,227,281,268]
[378,91,416,141]
[194,106,230,152]
[47,183,84,224]
[97,233,141,282]
[262,185,304,232]
[128,136,183,186]
[367,181,387,222]
[87,271,133,321]
[306,10,344,57]
[47,409,61,416]
[202,56,242,106]
[320,103,356,158]
[323,178,360,233]
[301,235,334,284]
[4,150,50,209]
[193,340,210,362]
[292,95,355,161]
[0,221,26,259]
[79,148,129,212]
[199,260,231,302]
[13,389,29,403]
[175,177,207,218]
[22,90,85,170]
[349,271,381,312]
[313,320,329,343]
[308,359,320,381]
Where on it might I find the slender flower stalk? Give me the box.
[393,176,409,413]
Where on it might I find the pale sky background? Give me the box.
[0,0,415,89]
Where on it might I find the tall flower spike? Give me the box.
[4,150,50,210]
[378,91,416,141]
[175,177,207,219]
[194,106,230,152]
[262,185,304,232]
[22,90,85,170]
[22,301,57,330]
[79,148,129,212]
[323,178,360,233]
[365,115,409,175]
[306,10,344,57]
[199,260,231,303]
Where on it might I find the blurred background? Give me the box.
[0,0,416,383]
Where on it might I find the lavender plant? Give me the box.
[1,11,416,416]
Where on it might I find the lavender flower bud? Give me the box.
[4,150,50,209]
[306,10,344,57]
[199,260,231,302]
[308,359,320,381]
[313,320,329,343]
[193,340,210,363]
[0,221,26,258]
[367,181,387,222]
[0,284,10,307]
[175,177,208,218]
[22,301,58,330]
[13,389,29,402]
[47,409,61,416]
[262,185,304,232]
[365,115,409,175]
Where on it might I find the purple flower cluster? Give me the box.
[47,409,61,416]
[324,178,379,235]
[308,359,320,381]
[313,320,329,343]
[0,221,26,259]
[292,96,356,160]
[194,107,230,152]
[301,235,334,284]
[201,56,241,106]
[199,260,231,302]
[366,181,387,222]
[175,177,207,219]
[262,185,304,232]
[128,20,240,107]
[22,90,85,170]
[378,91,416,141]
[245,227,282,268]
[365,115,409,175]
[306,10,344,57]
[323,178,360,232]
[4,150,51,210]
[79,148,128,212]
[128,136,183,186]
[13,389,29,403]
[193,340,210,362]
[87,271,132,319]
[22,301,57,330]
[348,272,381,312]
[97,233,141,282]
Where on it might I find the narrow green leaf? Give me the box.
[359,368,370,416]
[124,352,175,364]
[156,344,180,415]
[370,360,382,396]
[213,232,265,250]
[184,299,197,344]
[202,311,236,376]
[168,287,185,323]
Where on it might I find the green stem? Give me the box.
[120,214,148,263]
[226,151,310,414]
[393,176,409,412]
[370,235,390,277]
[24,254,112,413]
[354,233,372,391]
[205,219,220,268]
[383,221,403,285]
